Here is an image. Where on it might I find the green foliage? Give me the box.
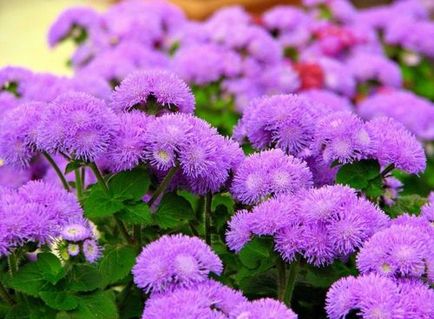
[154,192,195,229]
[98,246,136,288]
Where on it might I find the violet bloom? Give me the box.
[37,92,118,162]
[365,117,426,174]
[316,57,356,97]
[0,102,48,167]
[314,112,374,165]
[300,90,352,116]
[0,181,84,256]
[82,239,102,263]
[230,298,298,319]
[172,44,240,85]
[358,91,434,140]
[326,273,434,319]
[230,149,313,205]
[110,70,195,115]
[61,221,92,242]
[144,113,243,195]
[382,177,403,206]
[0,165,32,189]
[70,74,112,101]
[105,111,149,172]
[142,280,246,319]
[235,94,317,157]
[132,234,223,294]
[356,223,433,284]
[21,73,72,103]
[0,66,32,97]
[48,6,102,47]
[275,185,388,266]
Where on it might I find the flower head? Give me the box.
[110,70,195,115]
[132,234,223,293]
[230,298,298,319]
[82,239,102,263]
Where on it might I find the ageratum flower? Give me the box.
[230,298,298,319]
[105,111,149,172]
[356,223,433,284]
[47,7,102,47]
[132,234,223,293]
[365,117,426,174]
[230,149,313,205]
[275,185,388,266]
[235,94,317,156]
[110,70,195,115]
[300,90,352,116]
[144,113,243,195]
[347,53,402,88]
[82,239,102,263]
[314,112,374,164]
[316,57,356,97]
[0,66,32,97]
[326,273,434,319]
[0,181,84,256]
[37,92,118,162]
[21,73,71,103]
[0,165,31,189]
[142,280,246,319]
[0,102,49,167]
[358,91,434,140]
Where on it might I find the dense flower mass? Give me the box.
[132,234,223,293]
[1,0,433,317]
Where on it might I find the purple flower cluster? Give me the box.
[133,234,299,318]
[227,185,388,266]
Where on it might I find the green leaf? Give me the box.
[363,175,383,198]
[109,167,150,200]
[3,262,49,297]
[116,203,152,226]
[65,265,102,292]
[238,237,274,270]
[336,159,381,190]
[83,185,124,219]
[39,292,78,311]
[211,193,234,213]
[36,253,65,285]
[62,291,118,319]
[154,193,195,229]
[64,161,85,174]
[98,246,136,287]
[385,194,427,217]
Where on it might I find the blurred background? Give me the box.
[0,0,392,75]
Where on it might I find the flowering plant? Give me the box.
[0,0,433,318]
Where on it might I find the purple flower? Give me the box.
[82,239,102,263]
[37,92,118,161]
[0,66,33,97]
[70,74,112,101]
[398,280,434,318]
[356,223,433,283]
[132,234,223,294]
[0,165,32,189]
[142,280,246,319]
[383,177,403,206]
[315,57,356,97]
[21,73,72,103]
[48,7,102,47]
[235,95,317,157]
[61,222,92,242]
[230,149,313,205]
[0,102,48,167]
[67,243,80,257]
[144,114,243,195]
[300,89,352,116]
[358,91,434,140]
[110,70,195,115]
[230,298,298,319]
[225,210,253,252]
[365,117,426,174]
[314,112,374,165]
[326,274,403,319]
[105,111,149,172]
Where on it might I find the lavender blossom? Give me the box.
[110,70,195,115]
[230,298,298,319]
[132,234,223,293]
[82,239,102,263]
[230,149,313,205]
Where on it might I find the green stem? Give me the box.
[89,162,109,193]
[116,219,133,244]
[203,193,212,245]
[381,164,395,178]
[81,167,86,190]
[42,152,70,191]
[0,282,14,305]
[276,258,287,301]
[133,225,142,247]
[7,254,19,277]
[283,259,300,306]
[148,166,179,207]
[74,169,83,200]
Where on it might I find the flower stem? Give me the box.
[74,169,83,200]
[88,162,109,194]
[381,164,395,177]
[283,259,300,306]
[7,253,19,277]
[203,192,212,245]
[42,152,70,191]
[277,258,299,307]
[0,282,14,305]
[148,165,179,207]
